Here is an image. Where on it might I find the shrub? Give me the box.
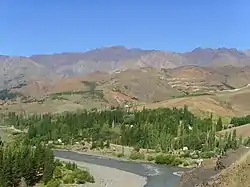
[91,142,98,150]
[172,157,184,166]
[155,154,183,166]
[244,137,250,146]
[62,173,75,184]
[46,179,61,187]
[146,155,155,161]
[181,151,190,158]
[54,159,63,167]
[105,140,110,148]
[129,151,145,160]
[199,151,216,159]
[74,169,95,184]
[116,153,124,157]
[53,166,63,179]
[183,161,190,166]
[65,162,77,171]
[133,146,140,152]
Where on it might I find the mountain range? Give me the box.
[1,46,250,91]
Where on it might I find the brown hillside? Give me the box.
[138,96,236,117]
[169,66,213,80]
[218,124,250,138]
[103,68,182,102]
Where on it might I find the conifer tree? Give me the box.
[42,149,55,184]
[216,117,223,131]
[231,129,237,149]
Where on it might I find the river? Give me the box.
[54,150,187,187]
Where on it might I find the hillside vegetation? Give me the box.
[3,106,250,167]
[0,131,95,187]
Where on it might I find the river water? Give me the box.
[54,150,187,187]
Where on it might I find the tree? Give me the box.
[231,129,237,149]
[226,132,232,149]
[43,149,55,184]
[0,136,2,146]
[216,117,223,131]
[4,106,233,157]
[0,140,56,186]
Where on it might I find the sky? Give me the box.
[1,0,249,56]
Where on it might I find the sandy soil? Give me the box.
[56,157,147,187]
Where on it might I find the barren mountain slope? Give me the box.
[1,46,250,90]
[0,56,53,90]
[100,67,183,102]
[28,47,250,77]
[18,68,182,103]
[183,48,250,66]
[13,65,250,102]
[165,66,250,92]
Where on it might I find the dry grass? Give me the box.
[2,69,250,117]
[217,124,250,138]
[2,87,250,117]
[138,96,237,117]
[212,150,250,187]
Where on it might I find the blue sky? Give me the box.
[1,0,249,56]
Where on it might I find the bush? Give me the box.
[146,155,155,161]
[105,140,110,148]
[54,159,63,167]
[116,153,124,157]
[199,151,216,159]
[129,151,145,160]
[91,142,98,150]
[74,169,95,184]
[53,166,63,179]
[65,162,77,171]
[46,179,61,187]
[170,157,183,166]
[183,161,190,166]
[62,173,75,184]
[133,146,140,152]
[155,154,183,166]
[244,137,250,146]
[181,151,190,158]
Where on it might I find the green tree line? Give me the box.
[0,139,54,186]
[230,115,250,126]
[3,106,239,154]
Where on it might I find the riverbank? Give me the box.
[54,150,184,187]
[56,157,147,187]
[52,145,196,169]
[53,148,149,163]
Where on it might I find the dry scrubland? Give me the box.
[2,86,250,121]
[206,150,250,187]
[218,123,250,138]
